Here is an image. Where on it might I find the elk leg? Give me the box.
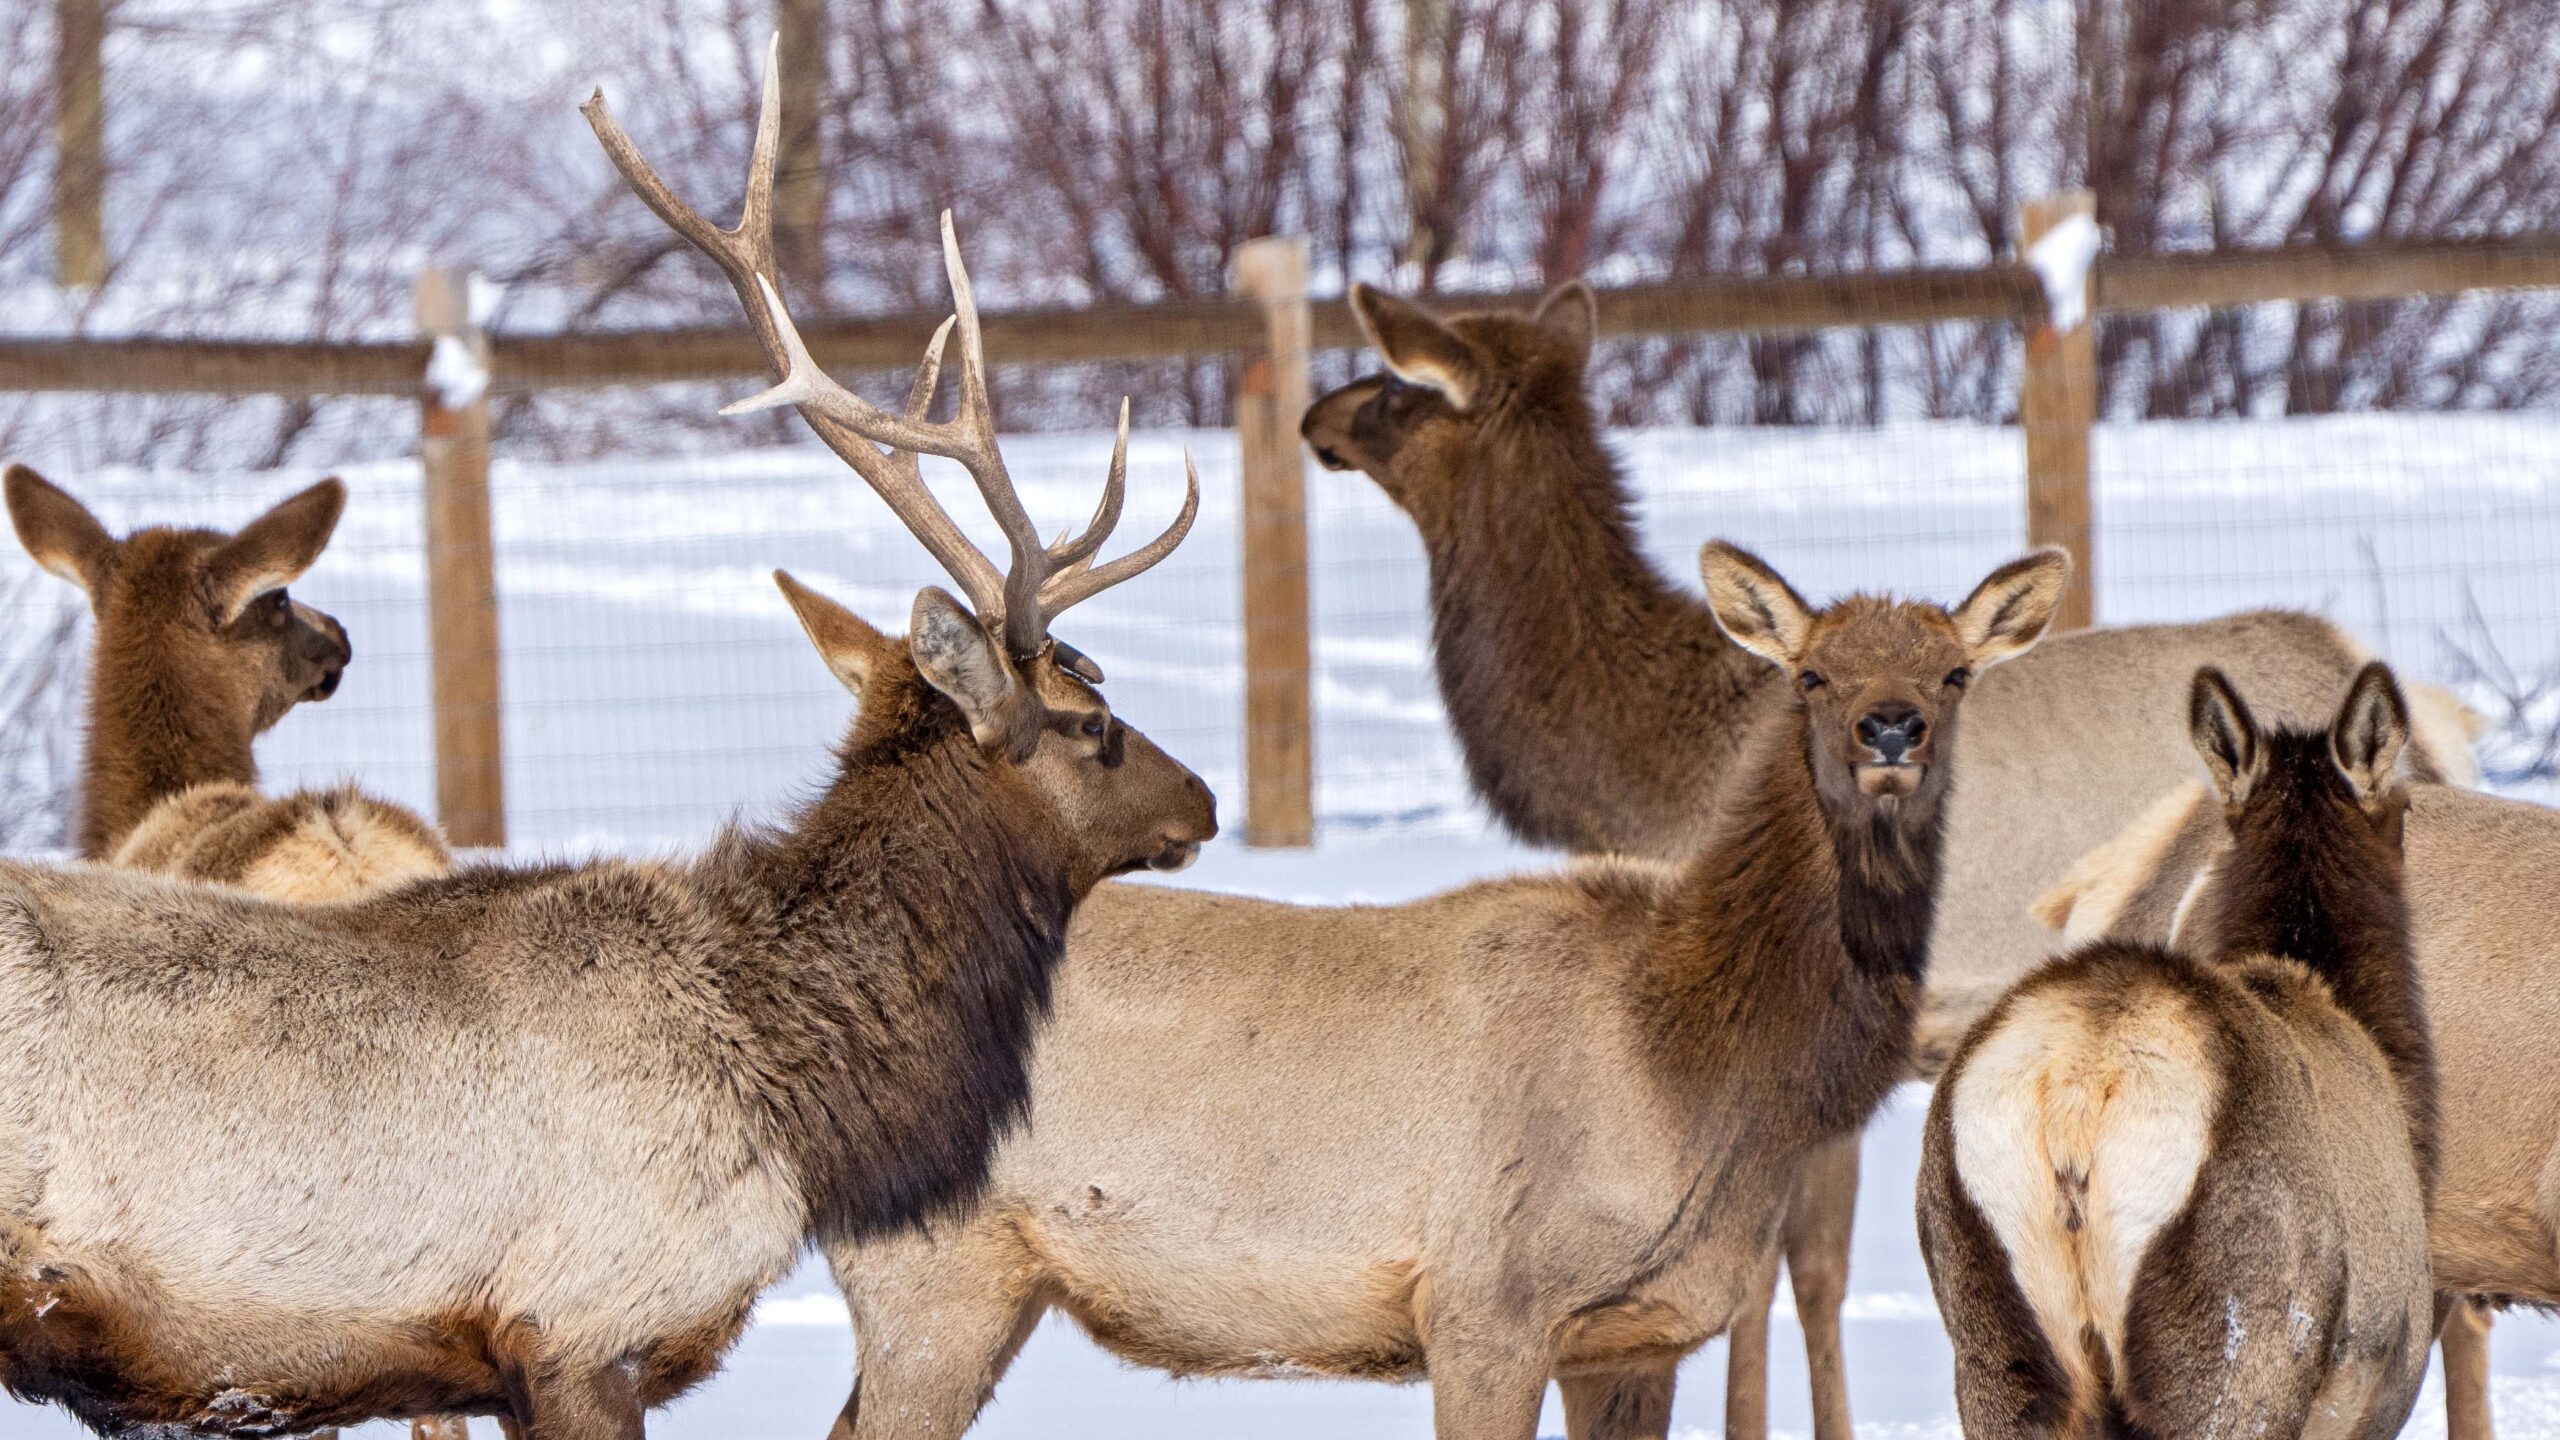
[1787,1136,1861,1440]
[1426,1323,1554,1440]
[2441,1297,2495,1440]
[1723,1243,1780,1440]
[1560,1361,1676,1440]
[831,1277,1042,1440]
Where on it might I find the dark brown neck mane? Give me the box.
[79,609,258,859]
[1635,699,1948,1142]
[693,665,1080,1245]
[1420,410,1769,860]
[2194,735,2435,1194]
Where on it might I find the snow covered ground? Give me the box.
[7,413,2560,1436]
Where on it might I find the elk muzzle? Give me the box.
[1854,704,1928,796]
[1147,773,1218,872]
[294,603,352,702]
[1300,376,1390,473]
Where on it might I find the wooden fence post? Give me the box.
[53,0,105,288]
[1231,236,1315,847]
[416,266,506,849]
[2018,192,2098,631]
[774,0,831,297]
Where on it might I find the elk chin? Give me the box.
[1148,839,1203,873]
[1855,763,1923,799]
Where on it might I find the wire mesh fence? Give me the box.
[8,389,2555,861]
[9,262,2560,858]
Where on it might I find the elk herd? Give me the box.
[0,42,2551,1440]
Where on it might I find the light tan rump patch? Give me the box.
[1950,983,2220,1400]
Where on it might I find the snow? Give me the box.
[466,275,507,329]
[425,335,490,410]
[6,412,2560,1437]
[2027,212,2102,332]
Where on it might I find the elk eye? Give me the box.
[1081,716,1106,740]
[1945,666,1971,690]
[1798,671,1826,692]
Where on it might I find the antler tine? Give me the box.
[590,49,1196,660]
[724,278,1006,620]
[589,41,1018,623]
[929,213,1056,661]
[1034,449,1202,620]
[580,33,780,311]
[1043,398,1130,573]
[905,315,957,421]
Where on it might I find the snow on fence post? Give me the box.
[2018,192,2099,631]
[415,265,506,850]
[1231,236,1316,847]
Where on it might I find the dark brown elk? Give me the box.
[1298,283,2477,1440]
[820,544,2069,1440]
[1920,663,2434,1440]
[0,100,1214,1433]
[5,465,450,895]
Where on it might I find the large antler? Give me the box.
[581,35,1196,663]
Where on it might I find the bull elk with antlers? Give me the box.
[0,69,1213,1434]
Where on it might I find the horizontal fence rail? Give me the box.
[11,236,2560,397]
[13,218,2560,849]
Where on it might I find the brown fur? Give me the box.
[2036,779,2560,1440]
[1920,666,2435,1440]
[822,549,2065,1440]
[0,579,1215,1438]
[1299,285,2477,1440]
[5,464,457,900]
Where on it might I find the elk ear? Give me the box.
[909,587,1036,758]
[6,464,120,600]
[1350,283,1480,408]
[1952,546,2072,668]
[204,479,345,624]
[1700,541,1814,668]
[2330,661,2410,800]
[2190,667,2264,807]
[1532,280,1598,368]
[774,570,888,699]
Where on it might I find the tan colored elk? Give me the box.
[1297,282,2478,1439]
[2036,773,2560,1440]
[5,464,450,895]
[6,471,458,1440]
[1921,663,2436,1440]
[0,183,1215,1435]
[814,542,2065,1440]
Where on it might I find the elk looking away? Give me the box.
[5,465,450,898]
[2032,762,2560,1440]
[819,544,2068,1440]
[0,148,1215,1438]
[1298,282,2478,1440]
[1921,663,2435,1440]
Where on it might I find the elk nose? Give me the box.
[1857,705,1926,762]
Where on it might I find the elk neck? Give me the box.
[1422,413,1770,858]
[1632,698,1946,1139]
[691,666,1079,1246]
[2194,737,2435,1195]
[78,608,259,860]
